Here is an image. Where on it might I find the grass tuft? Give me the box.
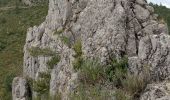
[47,55,61,69]
[28,47,55,57]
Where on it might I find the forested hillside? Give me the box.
[150,3,170,33]
[0,0,48,99]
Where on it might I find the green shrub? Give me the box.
[72,39,83,71]
[47,55,61,69]
[33,72,51,94]
[70,84,113,100]
[114,89,132,100]
[122,74,146,97]
[72,57,83,71]
[114,73,148,100]
[73,40,82,58]
[60,35,70,46]
[105,56,128,82]
[78,59,104,84]
[28,47,55,57]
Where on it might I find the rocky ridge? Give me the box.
[12,0,170,100]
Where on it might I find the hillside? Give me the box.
[0,1,48,99]
[150,3,170,33]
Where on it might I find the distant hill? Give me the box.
[150,3,170,33]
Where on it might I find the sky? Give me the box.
[147,0,170,8]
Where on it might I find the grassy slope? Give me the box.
[0,2,48,99]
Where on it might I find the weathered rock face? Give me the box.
[12,0,170,99]
[140,81,170,100]
[12,77,29,100]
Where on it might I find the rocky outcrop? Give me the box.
[12,77,29,100]
[140,81,170,100]
[12,0,170,99]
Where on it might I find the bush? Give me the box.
[73,40,82,58]
[28,47,55,57]
[124,75,145,96]
[72,57,83,71]
[59,35,69,45]
[103,56,149,100]
[72,40,83,71]
[47,55,61,69]
[105,56,128,82]
[79,59,104,84]
[114,89,131,100]
[33,72,51,94]
[70,84,113,100]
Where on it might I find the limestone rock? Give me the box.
[12,0,170,99]
[12,77,29,100]
[140,82,170,100]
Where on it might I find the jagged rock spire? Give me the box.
[12,0,170,100]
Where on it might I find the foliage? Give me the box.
[114,89,131,100]
[114,67,150,100]
[105,56,128,82]
[33,72,51,94]
[47,55,61,69]
[72,40,83,71]
[60,35,70,46]
[28,47,55,57]
[73,40,82,58]
[72,57,83,71]
[122,74,146,97]
[78,59,104,84]
[149,3,170,34]
[70,84,113,100]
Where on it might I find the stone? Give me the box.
[140,82,170,100]
[134,4,150,22]
[12,0,170,99]
[12,77,29,100]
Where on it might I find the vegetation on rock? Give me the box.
[150,3,170,33]
[28,47,56,57]
[47,55,61,69]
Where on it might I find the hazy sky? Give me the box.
[148,0,170,8]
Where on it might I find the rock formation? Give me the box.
[12,77,30,100]
[12,0,170,100]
